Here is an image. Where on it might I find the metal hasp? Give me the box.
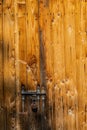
[21,84,46,112]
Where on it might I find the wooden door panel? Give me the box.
[0,1,5,130]
[2,0,16,129]
[1,0,87,130]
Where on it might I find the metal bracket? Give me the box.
[21,84,46,112]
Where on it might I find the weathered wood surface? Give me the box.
[0,0,5,130]
[3,0,16,130]
[0,0,87,130]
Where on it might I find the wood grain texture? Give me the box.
[0,0,5,130]
[3,0,16,130]
[1,0,87,130]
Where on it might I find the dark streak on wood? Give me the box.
[39,30,46,87]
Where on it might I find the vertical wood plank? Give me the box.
[63,0,77,130]
[3,0,16,130]
[0,0,4,129]
[26,0,40,90]
[75,0,87,130]
[14,0,21,129]
[50,0,65,130]
[38,1,53,129]
[16,1,28,130]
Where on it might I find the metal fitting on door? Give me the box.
[21,84,46,113]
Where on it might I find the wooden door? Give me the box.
[0,0,87,130]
